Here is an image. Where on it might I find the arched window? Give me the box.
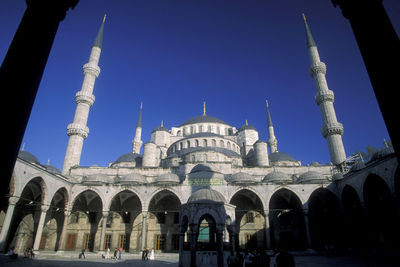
[227,142,231,149]
[195,140,199,147]
[179,142,183,150]
[207,125,212,132]
[217,126,220,135]
[212,139,216,147]
[220,140,224,147]
[190,126,194,134]
[199,125,203,132]
[191,155,195,162]
[203,139,208,147]
[187,141,191,148]
[177,130,181,136]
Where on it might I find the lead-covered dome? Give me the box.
[18,151,40,164]
[298,171,325,183]
[187,188,226,203]
[179,115,230,127]
[112,153,142,166]
[229,172,257,184]
[262,171,292,183]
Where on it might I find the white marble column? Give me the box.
[33,206,49,251]
[264,210,271,249]
[57,210,70,251]
[99,211,109,251]
[141,211,147,250]
[0,196,18,251]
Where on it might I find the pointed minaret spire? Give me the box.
[62,16,106,174]
[266,99,278,153]
[303,14,346,167]
[203,101,206,116]
[132,102,143,154]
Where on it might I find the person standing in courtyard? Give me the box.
[118,247,122,260]
[149,248,155,260]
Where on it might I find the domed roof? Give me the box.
[155,173,180,184]
[117,173,146,184]
[298,171,325,183]
[238,123,257,132]
[262,171,292,183]
[152,125,169,133]
[190,163,219,174]
[269,152,297,162]
[112,153,142,165]
[229,172,257,184]
[350,161,366,172]
[187,188,226,203]
[18,151,40,164]
[44,164,61,174]
[180,115,230,127]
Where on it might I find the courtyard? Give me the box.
[0,251,398,267]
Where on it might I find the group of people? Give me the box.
[102,247,123,260]
[23,247,35,259]
[141,248,155,261]
[227,249,295,267]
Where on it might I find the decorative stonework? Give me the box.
[314,90,334,105]
[67,123,89,138]
[83,63,100,77]
[321,122,344,138]
[75,91,95,106]
[309,61,326,77]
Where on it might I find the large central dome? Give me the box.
[179,115,230,127]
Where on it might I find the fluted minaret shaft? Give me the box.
[62,16,105,174]
[132,102,143,154]
[303,14,346,166]
[266,99,278,153]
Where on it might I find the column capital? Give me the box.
[102,210,109,217]
[8,196,18,205]
[41,205,49,213]
[64,210,71,217]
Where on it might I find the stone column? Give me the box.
[33,206,49,251]
[190,224,198,267]
[303,209,312,248]
[99,211,109,251]
[216,229,224,267]
[178,228,186,267]
[57,210,70,251]
[264,210,271,249]
[0,196,18,251]
[141,211,147,250]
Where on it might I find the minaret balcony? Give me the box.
[321,123,344,138]
[83,63,100,77]
[67,123,89,138]
[75,91,95,106]
[309,61,326,77]
[314,90,334,105]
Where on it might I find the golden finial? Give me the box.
[302,13,306,22]
[245,119,248,126]
[266,99,269,108]
[203,101,206,116]
[140,102,143,109]
[161,120,164,127]
[103,14,107,23]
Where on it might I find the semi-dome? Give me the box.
[179,115,230,127]
[262,171,292,183]
[298,171,325,183]
[229,172,257,184]
[187,188,226,203]
[117,173,146,184]
[18,151,40,164]
[269,152,296,162]
[190,163,219,174]
[154,173,180,184]
[112,153,142,166]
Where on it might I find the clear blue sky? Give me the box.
[1,0,399,170]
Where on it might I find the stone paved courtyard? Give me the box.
[0,251,399,267]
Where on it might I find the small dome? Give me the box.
[44,164,61,174]
[155,173,180,184]
[238,124,257,132]
[298,171,325,183]
[188,188,226,203]
[152,126,169,133]
[117,173,146,184]
[180,115,230,127]
[350,161,366,172]
[269,152,297,162]
[18,151,40,164]
[262,171,292,183]
[370,146,395,162]
[113,153,142,165]
[190,163,219,174]
[230,172,256,184]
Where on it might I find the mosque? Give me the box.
[0,14,398,267]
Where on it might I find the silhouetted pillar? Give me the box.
[0,0,79,209]
[0,196,18,251]
[303,209,312,248]
[33,206,49,251]
[216,229,224,267]
[178,231,185,267]
[141,211,147,249]
[190,224,198,267]
[332,0,400,161]
[264,210,272,249]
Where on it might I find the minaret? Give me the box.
[62,15,106,175]
[303,14,346,166]
[266,99,278,153]
[132,102,143,154]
